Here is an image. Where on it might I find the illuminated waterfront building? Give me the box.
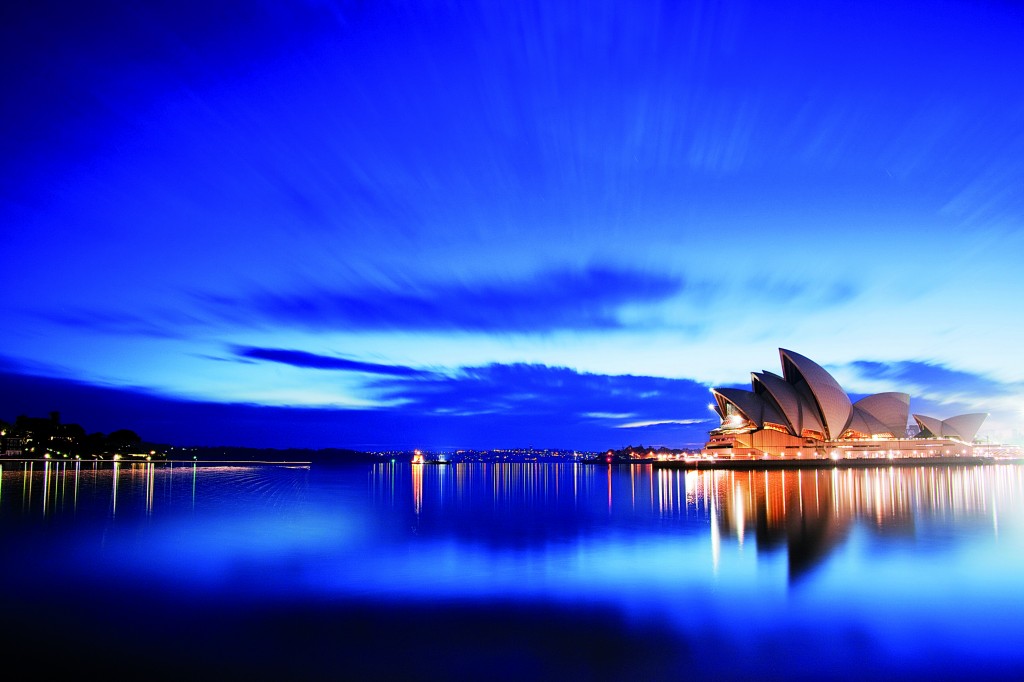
[706,349,987,458]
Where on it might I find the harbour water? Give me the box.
[2,459,1023,680]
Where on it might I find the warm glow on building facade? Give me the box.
[705,349,987,459]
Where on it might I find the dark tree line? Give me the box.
[0,412,157,458]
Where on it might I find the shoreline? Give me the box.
[645,455,1011,470]
[0,458,314,466]
[4,456,1021,470]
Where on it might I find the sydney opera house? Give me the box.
[706,349,987,458]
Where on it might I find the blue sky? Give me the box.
[2,0,1022,449]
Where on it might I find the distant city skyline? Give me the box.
[2,1,1022,449]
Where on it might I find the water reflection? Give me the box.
[1,460,1022,679]
[0,460,187,520]
[2,460,1021,587]
[376,462,1023,581]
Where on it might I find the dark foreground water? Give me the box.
[1,460,1023,680]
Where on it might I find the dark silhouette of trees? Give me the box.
[2,414,161,458]
[106,429,142,453]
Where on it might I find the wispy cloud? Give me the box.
[0,362,717,450]
[369,362,712,427]
[617,418,711,429]
[199,264,685,333]
[33,309,194,340]
[845,359,1014,402]
[235,347,427,377]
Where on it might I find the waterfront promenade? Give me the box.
[648,454,1010,471]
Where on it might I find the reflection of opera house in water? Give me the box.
[686,464,1011,581]
[706,348,987,459]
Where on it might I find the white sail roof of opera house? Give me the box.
[779,349,853,440]
[852,392,910,438]
[750,370,824,436]
[912,413,988,443]
[711,387,788,429]
[710,348,987,443]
